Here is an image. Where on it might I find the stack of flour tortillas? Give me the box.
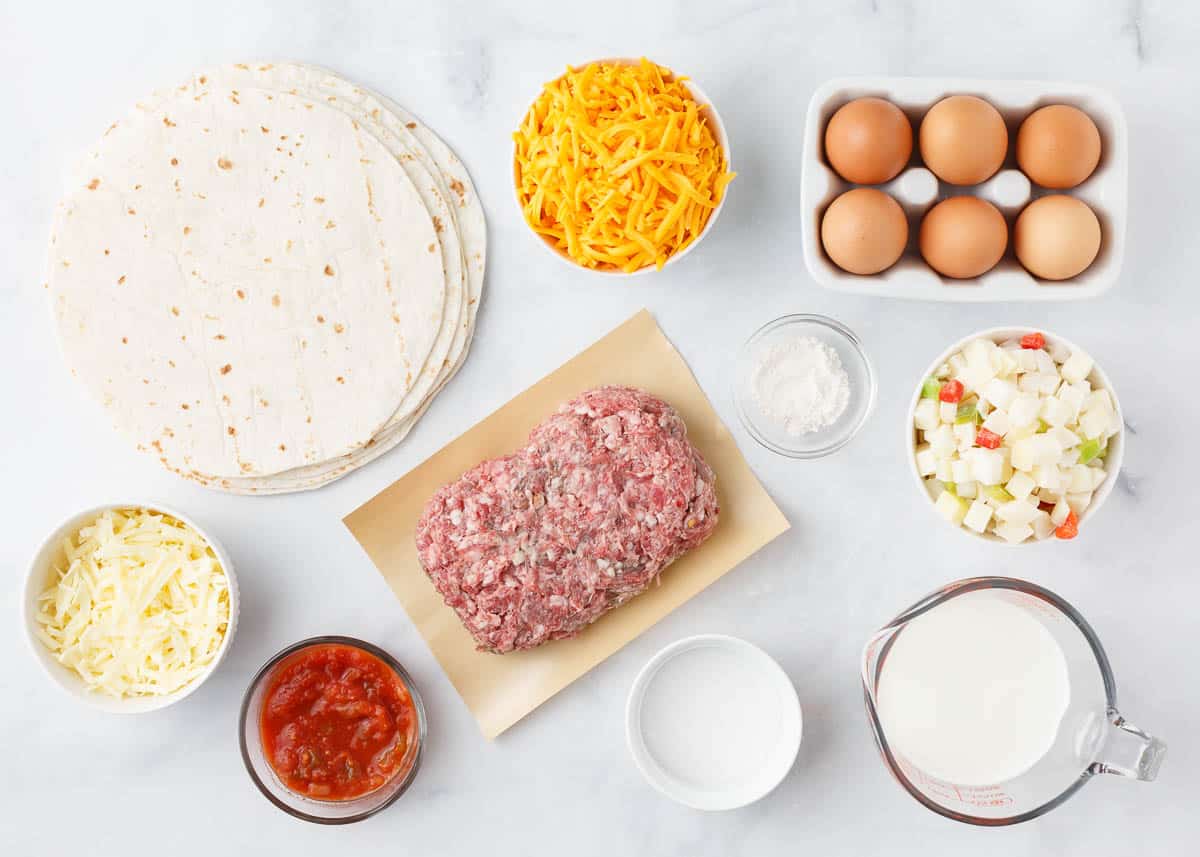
[46,62,485,494]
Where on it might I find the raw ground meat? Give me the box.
[415,386,719,653]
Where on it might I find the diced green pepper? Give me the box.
[1079,438,1102,465]
[921,377,942,399]
[984,484,1014,503]
[955,402,979,424]
[944,482,957,496]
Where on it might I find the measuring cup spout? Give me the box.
[1088,711,1167,781]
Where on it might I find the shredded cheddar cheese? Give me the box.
[514,58,735,273]
[33,508,230,698]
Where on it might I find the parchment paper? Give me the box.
[344,309,789,738]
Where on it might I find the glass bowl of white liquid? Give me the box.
[734,314,876,459]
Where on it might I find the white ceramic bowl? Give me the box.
[626,635,802,810]
[513,58,732,277]
[22,502,239,712]
[907,328,1124,545]
[802,77,1128,301]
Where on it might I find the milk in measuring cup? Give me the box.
[876,591,1070,785]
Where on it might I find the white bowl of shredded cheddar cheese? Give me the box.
[22,504,238,713]
[513,57,734,275]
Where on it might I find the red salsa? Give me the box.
[260,643,417,801]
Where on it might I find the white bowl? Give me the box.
[906,328,1124,545]
[801,77,1128,301]
[21,502,240,713]
[512,58,732,277]
[625,635,802,810]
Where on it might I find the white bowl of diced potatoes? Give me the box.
[908,328,1123,545]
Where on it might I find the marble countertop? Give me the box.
[1,1,1196,854]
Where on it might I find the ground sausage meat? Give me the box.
[415,386,719,653]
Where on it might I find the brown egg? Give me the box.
[824,97,914,184]
[1017,105,1102,189]
[821,188,909,275]
[919,196,1008,279]
[919,95,1009,186]
[1014,195,1101,280]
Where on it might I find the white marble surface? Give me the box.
[1,1,1197,853]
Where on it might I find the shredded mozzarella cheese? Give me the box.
[514,58,735,272]
[33,508,230,698]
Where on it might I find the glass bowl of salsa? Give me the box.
[239,636,426,824]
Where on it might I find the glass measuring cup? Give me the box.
[861,577,1165,826]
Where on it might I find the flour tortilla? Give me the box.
[206,63,487,494]
[49,83,446,478]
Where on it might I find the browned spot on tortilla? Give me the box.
[391,313,400,324]
[405,122,416,129]
[214,333,226,340]
[168,360,175,368]
[170,157,179,166]
[240,463,252,472]
[163,116,176,127]
[325,220,335,229]
[151,439,163,452]
[230,94,240,105]
[315,315,325,323]
[217,157,233,170]
[263,257,272,263]
[236,289,245,299]
[260,398,269,407]
[121,337,128,344]
[117,275,126,285]
[183,226,191,235]
[313,196,325,204]
[87,178,100,190]
[427,243,435,253]
[198,74,208,84]
[279,443,286,451]
[260,126,270,134]
[227,426,237,436]
[306,415,312,423]
[222,394,231,405]
[170,306,179,316]
[258,197,265,208]
[432,215,444,233]
[181,403,189,409]
[323,265,334,276]
[333,323,345,333]
[104,249,110,255]
[61,260,70,268]
[336,376,345,384]
[220,364,232,375]
[127,208,136,215]
[280,134,289,140]
[271,294,280,307]
[449,178,465,199]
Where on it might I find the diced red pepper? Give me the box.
[1020,332,1046,350]
[1055,510,1079,540]
[975,427,1002,449]
[939,380,964,403]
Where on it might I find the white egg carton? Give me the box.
[801,77,1128,302]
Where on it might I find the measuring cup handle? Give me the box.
[1089,712,1167,781]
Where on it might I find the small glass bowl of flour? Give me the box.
[734,314,876,458]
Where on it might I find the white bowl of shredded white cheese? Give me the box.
[22,504,238,713]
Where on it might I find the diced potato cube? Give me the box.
[1085,389,1113,415]
[994,522,1034,544]
[934,362,952,379]
[1006,422,1039,444]
[1051,499,1072,526]
[982,409,1010,437]
[966,448,1006,485]
[1062,349,1094,384]
[1033,464,1063,492]
[1015,350,1039,373]
[1048,338,1071,364]
[1006,471,1036,501]
[1009,394,1042,428]
[915,444,937,476]
[964,501,993,533]
[1031,511,1056,540]
[1039,488,1063,505]
[952,459,972,484]
[1012,435,1061,471]
[925,478,945,499]
[997,499,1041,526]
[930,424,956,457]
[939,401,958,423]
[1080,408,1110,443]
[949,353,967,374]
[954,422,977,449]
[1039,396,1073,427]
[983,378,1019,410]
[914,398,939,431]
[1019,372,1048,393]
[1033,349,1057,375]
[934,490,969,525]
[1049,426,1080,449]
[1066,491,1093,516]
[964,338,995,367]
[935,459,954,482]
[991,349,1018,377]
[1089,466,1108,491]
[1107,411,1123,438]
[957,480,978,499]
[1057,385,1086,421]
[1067,465,1095,493]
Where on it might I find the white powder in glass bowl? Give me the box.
[750,336,851,435]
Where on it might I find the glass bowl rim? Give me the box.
[238,635,427,825]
